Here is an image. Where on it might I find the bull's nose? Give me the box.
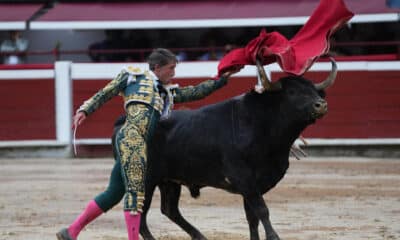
[314,99,328,115]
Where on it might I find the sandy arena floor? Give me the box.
[0,157,399,240]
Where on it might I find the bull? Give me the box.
[113,58,337,240]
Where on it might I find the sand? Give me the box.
[0,157,399,240]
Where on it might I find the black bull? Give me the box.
[112,61,336,240]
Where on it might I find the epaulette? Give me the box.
[123,66,145,84]
[124,66,144,75]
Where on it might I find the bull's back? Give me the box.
[158,99,236,146]
[149,99,237,184]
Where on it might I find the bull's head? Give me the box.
[253,57,337,123]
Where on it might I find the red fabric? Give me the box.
[217,0,354,79]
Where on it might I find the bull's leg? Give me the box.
[243,194,280,240]
[159,182,208,240]
[140,183,157,240]
[244,199,261,240]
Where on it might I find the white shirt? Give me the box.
[0,38,29,64]
[148,70,160,90]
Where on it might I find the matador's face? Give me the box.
[155,62,176,85]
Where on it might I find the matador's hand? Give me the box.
[72,111,86,130]
[221,65,243,78]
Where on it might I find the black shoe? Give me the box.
[56,228,75,240]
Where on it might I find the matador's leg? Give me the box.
[116,104,151,215]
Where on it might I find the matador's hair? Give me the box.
[147,48,178,71]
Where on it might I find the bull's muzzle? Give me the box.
[312,99,328,119]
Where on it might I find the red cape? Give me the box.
[217,0,354,79]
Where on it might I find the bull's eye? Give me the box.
[288,89,296,96]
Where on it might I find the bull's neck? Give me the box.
[243,92,308,148]
[257,104,307,149]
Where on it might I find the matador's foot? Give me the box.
[56,228,75,240]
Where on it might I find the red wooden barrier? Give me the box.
[1,67,399,141]
[0,79,56,140]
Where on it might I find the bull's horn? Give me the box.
[255,57,281,91]
[255,57,273,90]
[314,57,337,90]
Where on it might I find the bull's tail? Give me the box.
[111,115,126,160]
[114,115,126,128]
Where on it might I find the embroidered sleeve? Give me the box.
[173,76,228,103]
[78,70,129,115]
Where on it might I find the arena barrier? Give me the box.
[1,60,400,158]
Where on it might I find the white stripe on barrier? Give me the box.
[70,61,400,80]
[0,140,65,148]
[30,13,399,30]
[0,69,54,79]
[29,17,311,30]
[2,138,397,148]
[71,62,148,79]
[0,22,26,30]
[295,138,400,146]
[70,62,262,79]
[75,139,111,145]
[350,13,399,23]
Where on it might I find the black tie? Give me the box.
[157,82,170,117]
[157,82,167,97]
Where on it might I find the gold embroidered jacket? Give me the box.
[78,67,228,116]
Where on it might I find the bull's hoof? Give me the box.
[141,233,156,240]
[142,236,156,240]
[266,233,281,240]
[193,237,207,240]
[192,233,208,240]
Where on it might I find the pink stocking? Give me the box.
[68,200,103,239]
[124,211,141,240]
